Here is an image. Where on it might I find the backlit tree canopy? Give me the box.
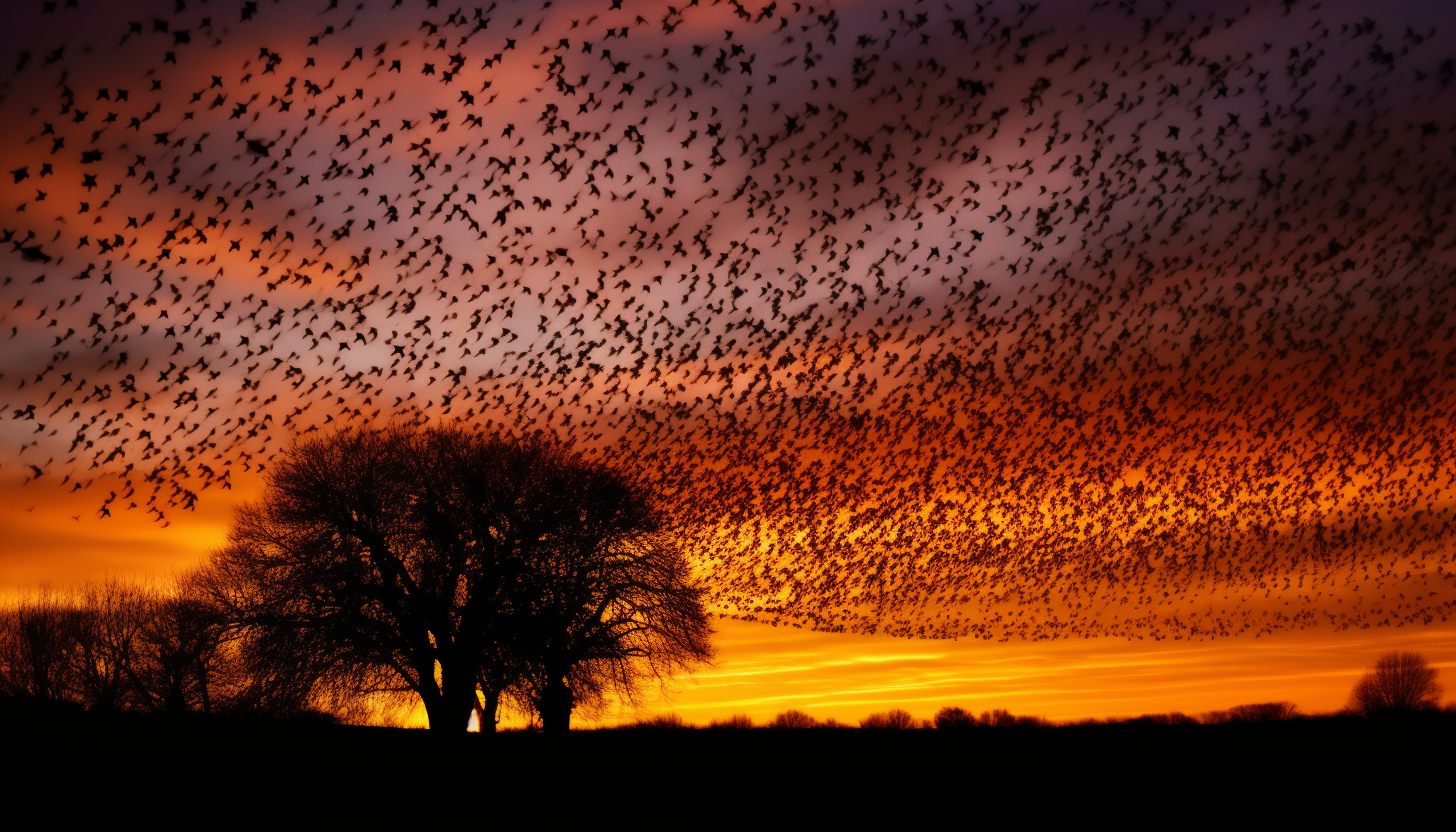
[2,0,1454,640]
[203,425,712,731]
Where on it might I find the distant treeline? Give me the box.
[2,579,1447,728]
[609,649,1451,729]
[620,702,1322,730]
[0,579,357,721]
[619,696,1450,730]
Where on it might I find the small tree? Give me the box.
[131,581,227,715]
[1129,711,1198,725]
[71,580,151,713]
[768,708,819,728]
[934,706,977,729]
[1,581,231,715]
[626,712,690,729]
[978,708,1046,727]
[860,708,917,729]
[980,708,1017,727]
[1224,701,1299,722]
[0,588,78,702]
[708,713,754,729]
[1347,651,1444,716]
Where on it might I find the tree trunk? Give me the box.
[165,674,187,715]
[421,674,480,732]
[539,673,573,734]
[418,685,457,732]
[478,687,501,734]
[198,659,211,715]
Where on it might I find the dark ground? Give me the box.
[2,698,1450,825]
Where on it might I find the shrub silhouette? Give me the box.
[1347,651,1444,716]
[934,706,977,729]
[1225,702,1299,722]
[708,713,754,729]
[767,708,818,728]
[975,708,1046,727]
[860,708,917,729]
[627,712,691,729]
[1121,711,1199,725]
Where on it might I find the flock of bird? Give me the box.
[2,0,1454,640]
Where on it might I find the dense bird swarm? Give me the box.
[2,0,1455,639]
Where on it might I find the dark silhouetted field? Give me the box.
[3,698,1450,824]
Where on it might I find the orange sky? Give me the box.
[4,0,1456,726]
[636,617,1456,725]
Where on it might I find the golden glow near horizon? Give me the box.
[8,476,1449,726]
[605,618,1456,725]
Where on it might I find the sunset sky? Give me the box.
[2,0,1454,725]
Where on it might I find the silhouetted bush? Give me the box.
[1227,702,1299,722]
[1347,651,1444,716]
[1119,711,1199,725]
[767,708,819,728]
[934,706,977,729]
[708,713,754,729]
[977,708,1047,727]
[626,712,691,729]
[860,708,917,729]
[1200,702,1298,724]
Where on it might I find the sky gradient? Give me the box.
[2,0,1454,723]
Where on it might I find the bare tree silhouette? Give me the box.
[1347,651,1445,716]
[1224,702,1299,722]
[500,441,714,732]
[70,580,149,713]
[0,588,77,702]
[1123,712,1199,725]
[625,712,691,729]
[767,709,819,728]
[200,426,471,728]
[978,708,1047,727]
[131,581,227,715]
[2,581,230,715]
[860,708,918,729]
[200,424,712,732]
[934,706,977,729]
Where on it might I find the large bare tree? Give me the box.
[201,425,713,732]
[502,444,715,732]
